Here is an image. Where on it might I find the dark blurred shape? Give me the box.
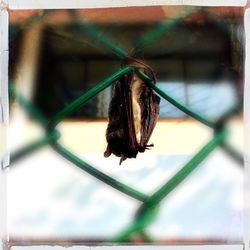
[9,7,244,119]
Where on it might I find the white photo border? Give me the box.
[244,6,250,250]
[6,0,248,9]
[0,0,248,249]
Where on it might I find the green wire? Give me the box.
[49,66,132,129]
[52,142,149,202]
[136,70,215,128]
[133,7,201,54]
[10,131,60,164]
[10,84,48,127]
[145,129,228,207]
[69,10,128,59]
[112,129,228,242]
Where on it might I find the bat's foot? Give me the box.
[104,146,111,157]
[138,143,154,152]
[145,143,154,149]
[119,155,127,165]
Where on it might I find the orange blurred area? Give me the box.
[9,6,244,24]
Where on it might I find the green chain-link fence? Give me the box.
[8,7,243,244]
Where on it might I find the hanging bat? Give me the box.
[104,57,160,165]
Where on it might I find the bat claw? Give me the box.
[145,143,154,150]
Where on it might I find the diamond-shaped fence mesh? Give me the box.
[7,7,243,243]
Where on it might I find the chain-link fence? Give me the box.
[7,6,243,244]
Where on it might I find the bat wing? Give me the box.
[139,81,160,151]
[104,73,138,164]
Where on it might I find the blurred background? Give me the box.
[7,6,244,246]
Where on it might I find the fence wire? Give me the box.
[7,7,243,244]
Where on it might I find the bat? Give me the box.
[104,57,160,165]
